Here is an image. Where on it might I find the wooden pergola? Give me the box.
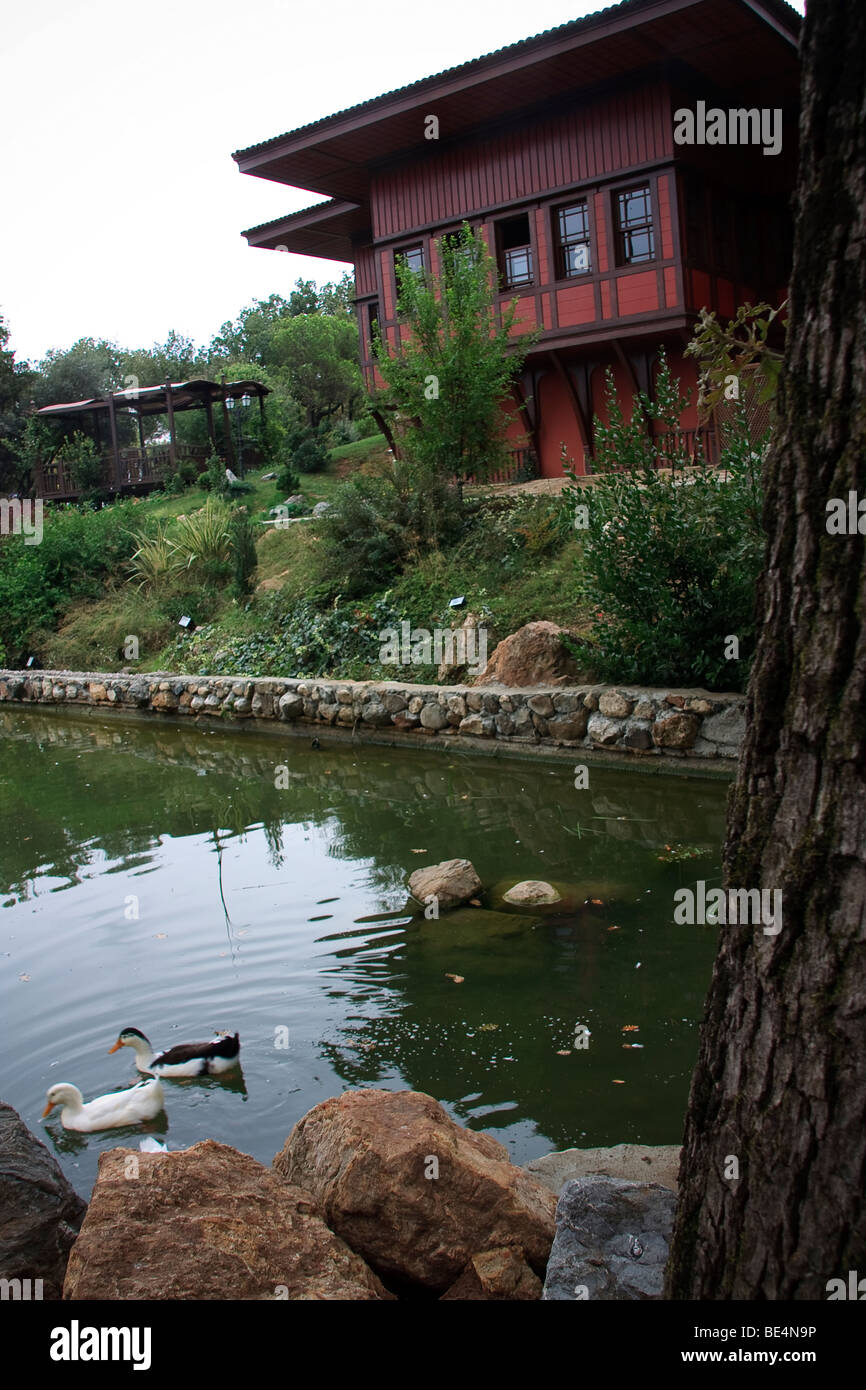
[34,377,269,500]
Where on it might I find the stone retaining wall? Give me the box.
[0,669,746,762]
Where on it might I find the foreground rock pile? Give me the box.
[1,1091,678,1301]
[0,1101,86,1300]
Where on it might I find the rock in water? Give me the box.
[503,880,562,906]
[408,858,483,912]
[273,1089,556,1292]
[542,1176,676,1300]
[0,1101,86,1300]
[63,1140,392,1300]
[440,1246,543,1300]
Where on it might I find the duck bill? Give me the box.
[41,1102,54,1117]
[108,1040,122,1053]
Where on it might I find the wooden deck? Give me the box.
[34,445,212,501]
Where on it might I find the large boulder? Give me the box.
[0,1102,87,1300]
[408,858,482,912]
[273,1089,556,1292]
[475,621,581,687]
[63,1140,391,1301]
[542,1176,676,1301]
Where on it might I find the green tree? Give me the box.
[0,314,35,492]
[372,223,534,488]
[270,314,363,428]
[33,337,121,407]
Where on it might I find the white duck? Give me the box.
[42,1078,165,1132]
[109,1026,241,1078]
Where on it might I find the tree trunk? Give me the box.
[666,1,866,1299]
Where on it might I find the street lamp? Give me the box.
[225,393,251,477]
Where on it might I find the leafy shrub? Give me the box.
[315,473,413,596]
[292,434,330,474]
[165,458,200,494]
[276,462,300,495]
[171,595,403,680]
[329,418,360,446]
[0,500,142,663]
[60,432,106,501]
[564,365,765,691]
[199,452,227,494]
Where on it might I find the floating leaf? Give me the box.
[556,1049,572,1056]
[607,924,621,932]
[478,1023,499,1032]
[445,973,465,984]
[612,1079,626,1084]
[154,933,167,940]
[411,848,427,854]
[622,1025,640,1032]
[18,973,30,982]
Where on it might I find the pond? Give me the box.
[0,707,727,1197]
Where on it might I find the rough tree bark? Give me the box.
[666,1,866,1299]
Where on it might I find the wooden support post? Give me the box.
[165,379,177,471]
[205,396,217,453]
[107,393,121,491]
[137,411,145,453]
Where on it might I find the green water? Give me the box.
[0,707,727,1197]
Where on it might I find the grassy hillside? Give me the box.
[9,438,587,680]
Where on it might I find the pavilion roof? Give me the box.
[36,378,269,419]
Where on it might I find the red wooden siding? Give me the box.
[616,270,659,317]
[657,174,674,260]
[557,283,596,326]
[594,191,610,273]
[664,266,679,308]
[355,246,376,297]
[381,250,394,318]
[537,372,586,478]
[371,83,673,240]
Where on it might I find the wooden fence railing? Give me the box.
[34,445,211,500]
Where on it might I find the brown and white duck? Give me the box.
[109,1027,240,1078]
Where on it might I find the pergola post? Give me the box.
[107,393,121,490]
[165,378,177,471]
[205,395,217,455]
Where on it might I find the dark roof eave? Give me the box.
[232,0,801,169]
[37,379,270,418]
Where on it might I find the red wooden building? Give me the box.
[234,0,800,477]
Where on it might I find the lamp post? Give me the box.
[225,393,251,477]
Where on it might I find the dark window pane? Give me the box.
[615,185,655,265]
[504,246,533,285]
[396,244,424,274]
[499,213,531,251]
[564,242,591,275]
[556,200,592,277]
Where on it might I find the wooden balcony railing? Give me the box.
[463,448,540,487]
[33,444,211,501]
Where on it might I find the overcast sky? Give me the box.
[1,0,805,364]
